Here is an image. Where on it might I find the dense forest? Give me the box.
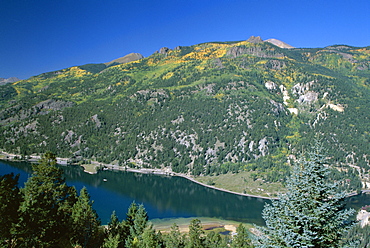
[0,36,369,193]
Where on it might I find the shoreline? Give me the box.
[2,151,368,200]
[0,151,275,200]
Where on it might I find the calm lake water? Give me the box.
[1,160,369,225]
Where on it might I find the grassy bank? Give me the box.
[195,171,286,198]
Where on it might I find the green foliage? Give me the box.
[71,187,101,248]
[231,224,252,248]
[254,143,356,247]
[0,151,258,248]
[186,219,205,248]
[125,202,150,248]
[1,40,369,192]
[164,223,186,248]
[0,173,21,244]
[17,152,77,247]
[79,63,107,73]
[341,223,370,247]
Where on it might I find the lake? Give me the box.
[1,160,369,225]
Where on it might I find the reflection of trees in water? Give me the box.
[2,161,268,224]
[4,161,369,225]
[64,167,269,224]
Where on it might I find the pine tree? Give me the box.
[231,224,252,248]
[204,231,227,248]
[17,152,77,247]
[254,143,355,247]
[185,219,205,248]
[71,187,101,248]
[104,210,128,248]
[125,202,150,248]
[164,223,185,248]
[138,225,163,248]
[0,173,21,245]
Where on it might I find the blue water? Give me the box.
[1,160,369,225]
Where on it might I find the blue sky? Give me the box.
[1,0,369,79]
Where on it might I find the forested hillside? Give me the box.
[1,36,369,192]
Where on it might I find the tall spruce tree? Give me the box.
[185,219,205,248]
[0,173,21,245]
[125,202,150,248]
[231,223,252,248]
[71,187,101,248]
[254,143,355,247]
[17,152,77,247]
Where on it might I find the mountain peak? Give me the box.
[0,77,20,85]
[246,36,263,43]
[264,38,294,49]
[105,53,144,66]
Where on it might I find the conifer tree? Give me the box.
[164,223,185,248]
[205,231,227,248]
[17,152,77,247]
[125,202,150,248]
[104,210,127,248]
[71,187,101,248]
[185,219,205,248]
[138,225,163,248]
[254,143,355,247]
[231,224,252,248]
[0,173,21,245]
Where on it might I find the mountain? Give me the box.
[0,77,20,85]
[0,36,369,193]
[104,52,144,66]
[265,38,294,49]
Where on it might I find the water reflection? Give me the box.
[1,160,369,225]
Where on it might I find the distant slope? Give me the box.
[0,36,369,194]
[265,38,294,49]
[105,53,144,66]
[0,77,20,85]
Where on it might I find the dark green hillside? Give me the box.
[1,37,369,193]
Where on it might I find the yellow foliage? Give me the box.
[286,131,301,140]
[162,72,174,79]
[214,93,225,101]
[256,60,268,65]
[68,66,88,77]
[14,87,21,95]
[183,44,227,60]
[312,73,335,79]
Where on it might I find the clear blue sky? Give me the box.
[1,0,369,79]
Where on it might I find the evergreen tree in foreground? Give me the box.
[254,143,355,247]
[0,173,21,246]
[17,152,77,247]
[71,187,101,247]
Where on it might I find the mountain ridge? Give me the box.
[0,36,369,195]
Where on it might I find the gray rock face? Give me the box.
[298,91,319,103]
[246,36,263,43]
[226,46,284,58]
[0,77,20,85]
[159,47,171,54]
[265,81,277,90]
[265,59,286,70]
